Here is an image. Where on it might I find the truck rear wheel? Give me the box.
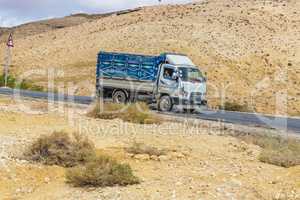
[158,95,173,112]
[112,90,127,104]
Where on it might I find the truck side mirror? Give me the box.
[172,72,179,81]
[202,71,207,82]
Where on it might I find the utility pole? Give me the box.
[4,33,13,87]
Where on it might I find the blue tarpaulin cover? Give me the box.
[97,51,165,82]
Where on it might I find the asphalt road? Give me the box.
[0,87,93,104]
[1,87,299,133]
[161,110,300,133]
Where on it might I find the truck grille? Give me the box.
[190,92,203,102]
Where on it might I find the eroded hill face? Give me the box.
[0,0,299,115]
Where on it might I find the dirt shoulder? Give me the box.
[0,97,299,200]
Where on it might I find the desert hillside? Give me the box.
[0,8,141,42]
[0,0,299,115]
[0,15,97,43]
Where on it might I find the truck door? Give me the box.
[158,65,178,94]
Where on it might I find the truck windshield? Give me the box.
[179,67,204,82]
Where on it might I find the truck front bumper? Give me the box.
[172,97,207,106]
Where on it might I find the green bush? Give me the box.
[219,102,249,112]
[18,80,44,91]
[66,155,140,187]
[0,74,44,91]
[0,74,16,88]
[88,102,162,124]
[25,131,96,167]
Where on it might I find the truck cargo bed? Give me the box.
[97,51,164,82]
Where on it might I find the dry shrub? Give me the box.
[87,102,124,119]
[88,102,162,124]
[124,102,162,124]
[219,102,249,112]
[259,146,300,168]
[232,132,300,167]
[25,131,96,167]
[235,133,282,148]
[66,155,140,187]
[125,141,166,156]
[25,131,140,187]
[259,138,300,167]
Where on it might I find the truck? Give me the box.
[96,51,207,112]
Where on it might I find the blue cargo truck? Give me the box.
[96,51,207,112]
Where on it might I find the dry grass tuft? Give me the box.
[66,155,140,187]
[87,102,125,120]
[125,141,166,156]
[25,131,96,167]
[88,102,162,124]
[219,102,249,112]
[259,146,300,168]
[232,132,300,167]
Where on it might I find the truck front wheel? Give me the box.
[112,90,127,104]
[158,95,173,112]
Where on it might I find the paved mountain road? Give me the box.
[1,87,299,133]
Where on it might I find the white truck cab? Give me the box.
[157,54,207,112]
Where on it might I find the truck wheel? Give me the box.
[158,95,173,112]
[112,90,127,104]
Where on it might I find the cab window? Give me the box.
[163,68,174,80]
[179,67,204,82]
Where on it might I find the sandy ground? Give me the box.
[0,96,299,200]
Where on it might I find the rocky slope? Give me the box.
[0,0,299,115]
